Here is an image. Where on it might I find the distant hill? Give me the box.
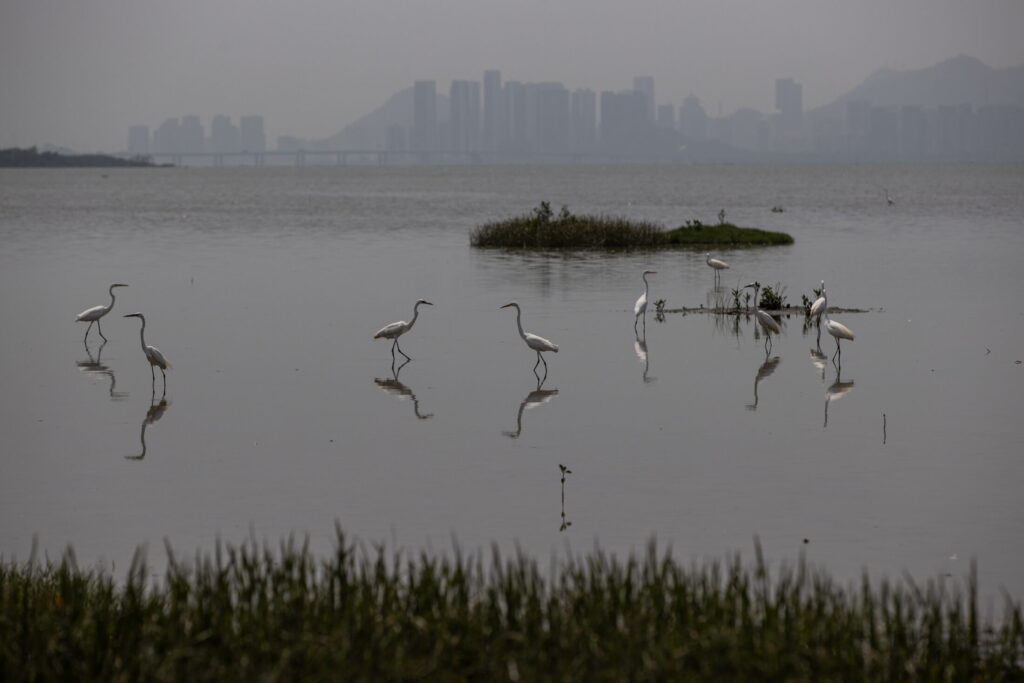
[811,54,1024,119]
[321,87,449,150]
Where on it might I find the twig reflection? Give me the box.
[559,463,572,532]
[373,358,433,420]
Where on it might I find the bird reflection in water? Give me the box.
[77,340,128,400]
[633,328,655,383]
[503,376,558,439]
[824,371,855,428]
[373,358,433,420]
[126,397,170,460]
[809,346,828,383]
[746,355,781,411]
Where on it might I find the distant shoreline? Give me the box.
[0,147,163,168]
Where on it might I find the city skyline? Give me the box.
[2,0,1023,152]
[125,56,1024,164]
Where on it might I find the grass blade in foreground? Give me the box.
[1,533,1021,681]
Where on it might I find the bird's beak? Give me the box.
[500,303,513,309]
[113,283,128,288]
[423,301,434,306]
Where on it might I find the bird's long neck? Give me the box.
[514,306,526,341]
[137,317,147,350]
[107,286,118,311]
[642,273,650,296]
[408,303,421,330]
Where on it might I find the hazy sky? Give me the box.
[2,0,1022,151]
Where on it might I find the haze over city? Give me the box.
[2,0,1023,153]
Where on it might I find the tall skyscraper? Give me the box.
[600,90,648,153]
[536,83,570,153]
[679,95,708,141]
[657,104,675,129]
[570,89,597,152]
[503,80,527,152]
[127,125,149,155]
[775,78,803,132]
[449,80,481,152]
[239,116,266,153]
[209,115,239,154]
[412,80,438,152]
[633,76,655,122]
[153,118,180,154]
[482,70,503,152]
[179,115,205,153]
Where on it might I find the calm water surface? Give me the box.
[1,165,1022,597]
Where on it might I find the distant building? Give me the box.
[153,118,180,154]
[679,95,708,142]
[449,80,481,152]
[900,105,927,160]
[482,70,503,152]
[179,115,204,153]
[775,78,802,132]
[276,135,307,152]
[503,80,527,153]
[412,80,438,152]
[536,83,570,153]
[209,115,239,154]
[239,116,266,153]
[657,103,675,130]
[127,125,149,155]
[633,76,655,122]
[600,90,650,154]
[570,88,597,152]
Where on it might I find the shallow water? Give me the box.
[1,164,1022,597]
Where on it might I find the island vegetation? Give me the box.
[0,147,159,168]
[1,533,1020,680]
[471,202,793,250]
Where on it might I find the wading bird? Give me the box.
[123,312,170,395]
[705,253,729,284]
[809,280,827,343]
[500,302,559,376]
[824,307,855,362]
[745,282,782,353]
[885,188,895,205]
[634,270,656,333]
[373,299,433,361]
[76,283,128,342]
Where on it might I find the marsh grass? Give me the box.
[471,203,792,250]
[2,532,1021,681]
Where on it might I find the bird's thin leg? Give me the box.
[97,319,108,342]
[83,321,93,344]
[533,353,542,374]
[634,314,639,333]
[832,339,840,362]
[161,368,167,397]
[540,353,548,371]
[396,339,411,361]
[390,340,397,360]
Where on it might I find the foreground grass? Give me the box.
[1,535,1021,682]
[471,203,793,250]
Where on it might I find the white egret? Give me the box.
[123,312,170,394]
[76,283,128,342]
[633,269,656,332]
[824,308,855,362]
[745,282,782,353]
[809,280,827,322]
[500,302,559,375]
[373,299,433,361]
[885,188,895,205]
[705,253,729,284]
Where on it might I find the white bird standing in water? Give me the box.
[500,302,559,376]
[885,188,895,205]
[123,312,170,394]
[824,306,855,362]
[809,280,827,322]
[76,283,128,342]
[634,270,656,332]
[373,299,433,361]
[745,282,782,353]
[705,253,729,284]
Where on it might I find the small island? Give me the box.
[0,146,160,168]
[471,202,793,250]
